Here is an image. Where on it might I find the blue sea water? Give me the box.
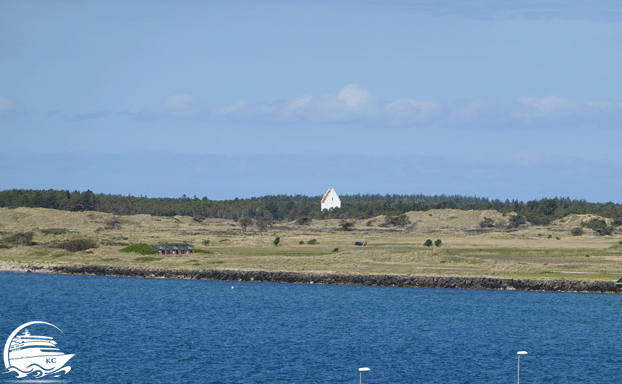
[1,272,622,383]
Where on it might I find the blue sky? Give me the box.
[2,0,622,202]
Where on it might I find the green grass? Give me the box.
[134,256,162,262]
[451,247,620,259]
[119,243,159,255]
[54,238,97,252]
[209,247,333,257]
[41,228,69,235]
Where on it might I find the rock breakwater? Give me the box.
[31,264,619,293]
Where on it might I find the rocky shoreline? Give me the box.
[6,263,619,293]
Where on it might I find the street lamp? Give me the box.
[359,367,370,384]
[517,351,528,384]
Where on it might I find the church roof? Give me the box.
[321,188,336,203]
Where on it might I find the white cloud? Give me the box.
[337,84,371,109]
[514,95,577,119]
[140,88,622,128]
[214,99,251,116]
[211,84,440,125]
[0,97,16,113]
[446,95,622,128]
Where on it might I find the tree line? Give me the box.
[2,189,622,226]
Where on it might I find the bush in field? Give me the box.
[119,243,159,255]
[581,218,614,236]
[571,227,583,236]
[2,232,36,246]
[55,238,97,252]
[424,239,433,247]
[383,214,411,227]
[479,218,495,228]
[202,240,210,245]
[508,215,526,228]
[256,219,268,232]
[340,220,355,231]
[307,239,318,245]
[41,228,68,235]
[239,217,253,232]
[105,216,122,229]
[273,236,280,246]
[296,217,312,226]
[192,215,206,223]
[434,239,442,247]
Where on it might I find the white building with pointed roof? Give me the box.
[321,188,341,211]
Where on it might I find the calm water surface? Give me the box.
[1,272,621,383]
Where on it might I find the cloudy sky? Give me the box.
[2,1,622,202]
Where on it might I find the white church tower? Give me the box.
[321,188,341,211]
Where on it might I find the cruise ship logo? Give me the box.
[3,321,74,379]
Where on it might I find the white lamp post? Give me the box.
[517,351,528,384]
[359,367,370,384]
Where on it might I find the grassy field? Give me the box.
[1,207,622,281]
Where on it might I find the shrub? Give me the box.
[296,217,312,226]
[479,218,495,228]
[434,239,442,247]
[192,215,206,223]
[119,243,159,255]
[273,236,280,246]
[508,215,526,228]
[202,240,211,245]
[256,219,268,232]
[332,248,339,252]
[581,218,614,236]
[55,238,97,252]
[424,239,433,247]
[105,216,122,229]
[0,244,11,249]
[299,240,304,245]
[340,220,355,231]
[571,227,583,236]
[239,217,253,232]
[384,214,411,227]
[307,239,318,245]
[526,216,552,226]
[2,232,36,246]
[41,228,68,235]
